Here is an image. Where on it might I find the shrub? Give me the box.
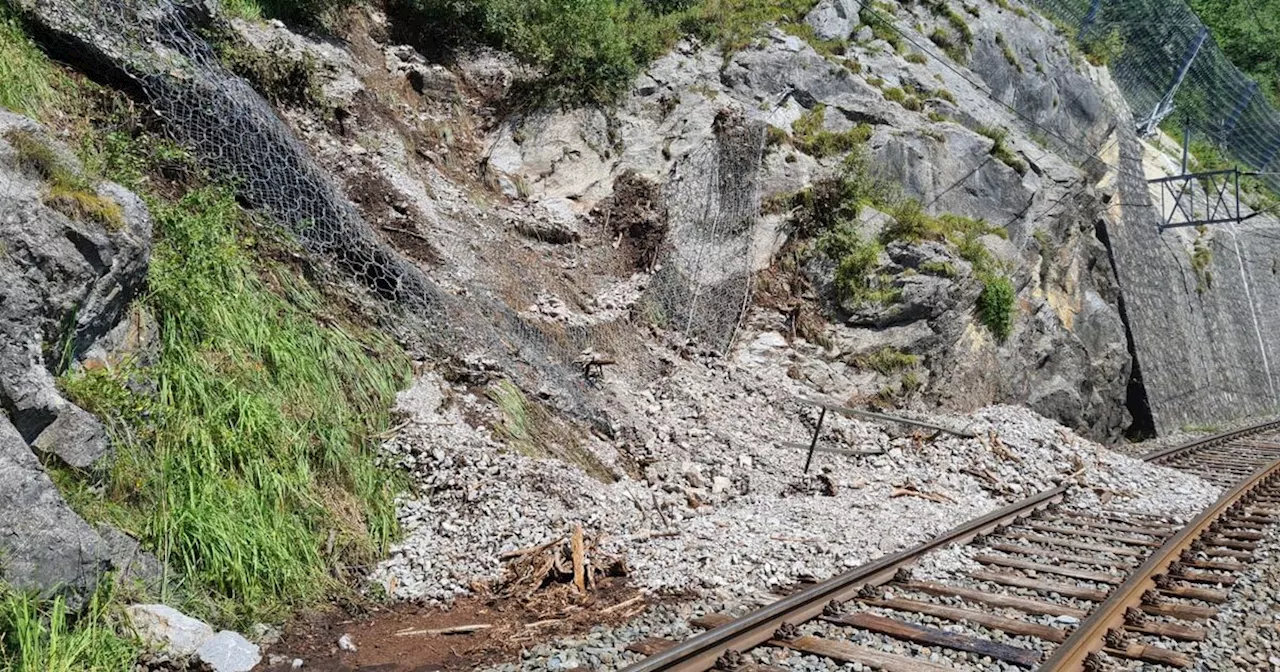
[220,0,356,25]
[856,346,920,374]
[822,227,896,305]
[1081,27,1125,67]
[905,51,928,64]
[860,5,905,52]
[977,274,1014,341]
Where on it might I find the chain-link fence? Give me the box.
[1026,0,1280,199]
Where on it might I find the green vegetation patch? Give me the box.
[976,274,1014,341]
[4,129,125,231]
[977,125,1027,175]
[855,346,920,374]
[0,585,138,672]
[1079,26,1125,67]
[791,104,873,158]
[62,186,411,625]
[220,0,355,26]
[399,0,819,104]
[0,4,67,120]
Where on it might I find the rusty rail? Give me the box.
[620,418,1280,672]
[617,485,1067,672]
[1039,456,1280,670]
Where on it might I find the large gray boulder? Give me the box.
[0,111,151,468]
[804,0,862,42]
[0,414,112,601]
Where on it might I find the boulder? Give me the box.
[804,0,862,41]
[0,111,151,468]
[125,604,216,659]
[196,631,262,672]
[0,414,112,602]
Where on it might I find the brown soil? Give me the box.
[258,582,647,672]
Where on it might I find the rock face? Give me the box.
[0,414,112,601]
[0,111,154,600]
[1101,116,1280,434]
[0,111,151,465]
[485,7,1132,439]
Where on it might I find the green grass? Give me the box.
[995,32,1023,72]
[791,104,872,158]
[219,0,354,26]
[0,4,67,120]
[61,186,411,626]
[976,274,1014,342]
[0,584,139,672]
[398,0,818,105]
[855,346,920,374]
[4,129,125,231]
[1080,26,1125,67]
[977,125,1028,175]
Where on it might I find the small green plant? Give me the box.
[0,584,139,672]
[933,88,956,104]
[220,0,355,25]
[995,32,1023,72]
[1080,27,1125,67]
[920,260,958,277]
[992,0,1028,17]
[791,105,872,158]
[855,346,920,374]
[901,370,922,393]
[977,274,1015,342]
[215,37,327,110]
[4,129,125,231]
[977,125,1028,175]
[906,51,928,64]
[860,5,905,52]
[1191,229,1213,294]
[489,379,613,481]
[928,111,950,123]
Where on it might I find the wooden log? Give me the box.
[1202,536,1258,551]
[771,634,953,672]
[1044,516,1172,537]
[861,597,1070,642]
[690,613,734,630]
[1143,602,1219,620]
[825,612,1042,667]
[967,570,1109,601]
[1127,621,1207,642]
[1017,522,1163,547]
[975,555,1123,585]
[900,580,1088,618]
[1160,585,1228,603]
[1002,533,1144,557]
[1104,643,1193,668]
[987,543,1133,570]
[571,525,586,594]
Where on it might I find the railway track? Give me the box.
[617,421,1280,672]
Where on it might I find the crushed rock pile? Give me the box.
[372,329,1219,603]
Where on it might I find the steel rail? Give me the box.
[1038,456,1280,670]
[620,419,1280,672]
[616,485,1067,672]
[1140,419,1280,462]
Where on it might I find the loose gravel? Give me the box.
[1186,527,1280,671]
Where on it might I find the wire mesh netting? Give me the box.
[1026,0,1280,197]
[646,110,766,355]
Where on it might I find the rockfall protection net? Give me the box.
[646,110,766,355]
[14,0,767,414]
[1026,0,1280,199]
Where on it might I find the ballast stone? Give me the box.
[124,604,215,659]
[197,630,262,672]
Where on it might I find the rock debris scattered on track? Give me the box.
[373,328,1218,608]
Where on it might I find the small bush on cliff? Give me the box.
[791,104,872,157]
[977,274,1014,341]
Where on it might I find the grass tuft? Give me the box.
[0,4,66,120]
[4,129,125,230]
[791,105,872,158]
[0,584,139,672]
